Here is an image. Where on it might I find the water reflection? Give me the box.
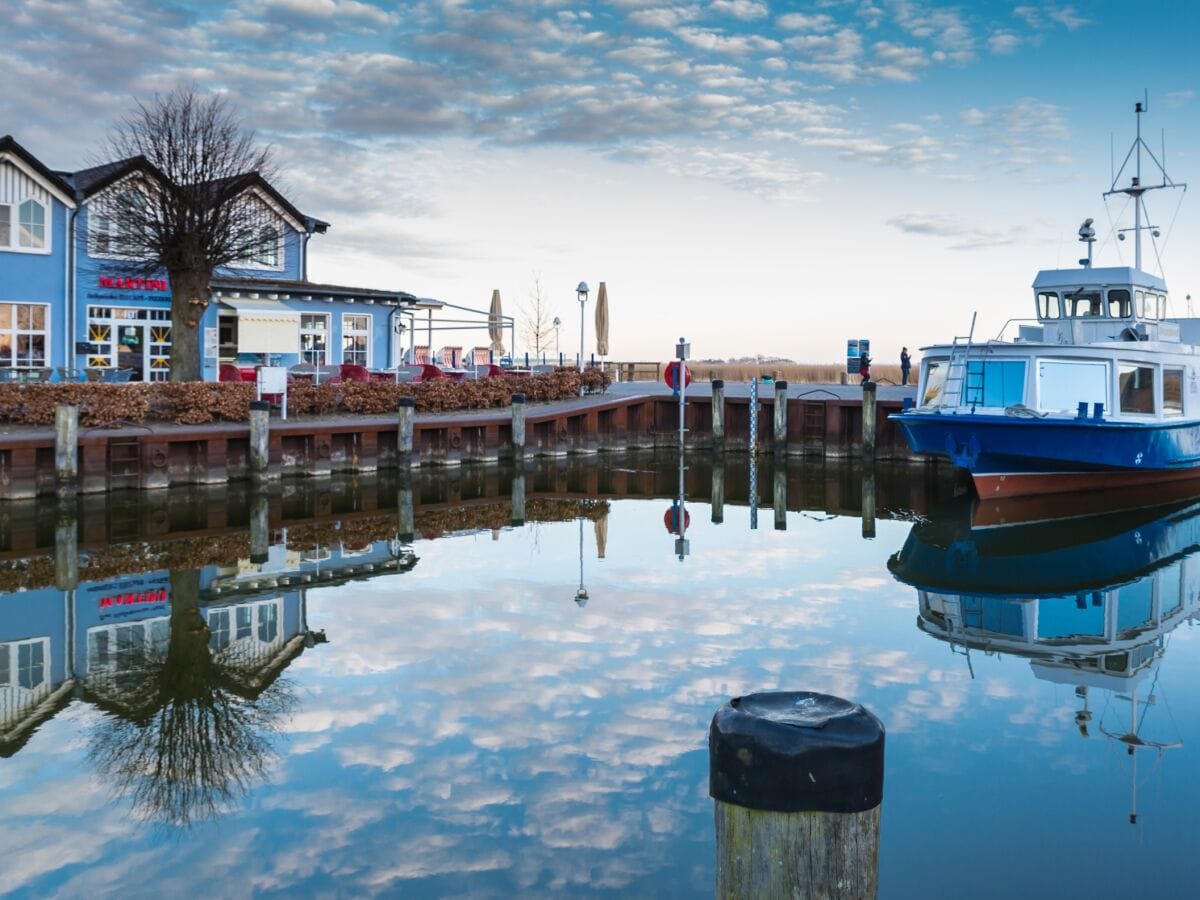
[890,496,1200,824]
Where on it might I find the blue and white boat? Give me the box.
[894,102,1194,499]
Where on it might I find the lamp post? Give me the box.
[575,516,589,606]
[576,281,589,397]
[553,316,561,356]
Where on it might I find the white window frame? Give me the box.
[87,185,150,260]
[234,196,286,272]
[300,313,330,365]
[87,618,170,674]
[0,637,50,690]
[342,313,371,367]
[0,301,51,369]
[0,197,50,254]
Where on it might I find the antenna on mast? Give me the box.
[1104,95,1187,273]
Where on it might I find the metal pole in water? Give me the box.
[749,377,759,530]
[709,692,885,899]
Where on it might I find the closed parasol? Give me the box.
[488,289,506,355]
[594,281,609,359]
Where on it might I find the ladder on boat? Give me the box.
[941,313,983,409]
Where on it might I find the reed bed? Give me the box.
[614,361,904,384]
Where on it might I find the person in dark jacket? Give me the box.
[859,352,871,384]
[900,347,911,385]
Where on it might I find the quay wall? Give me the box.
[0,392,916,497]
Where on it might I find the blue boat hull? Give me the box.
[891,411,1200,497]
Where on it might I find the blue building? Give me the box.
[1,135,428,382]
[0,136,77,373]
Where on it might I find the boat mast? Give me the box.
[1103,96,1187,274]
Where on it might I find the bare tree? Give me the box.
[101,87,279,381]
[518,271,558,358]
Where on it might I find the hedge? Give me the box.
[0,367,611,427]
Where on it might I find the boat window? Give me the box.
[1119,363,1155,414]
[1164,367,1183,416]
[1037,360,1107,411]
[1136,290,1160,320]
[1156,293,1167,319]
[920,359,948,407]
[1107,289,1131,318]
[963,359,1026,407]
[1036,291,1059,319]
[1064,292,1103,317]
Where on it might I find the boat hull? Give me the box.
[891,411,1200,498]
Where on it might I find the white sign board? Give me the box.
[256,366,290,419]
[204,327,218,359]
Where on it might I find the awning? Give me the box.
[221,298,300,354]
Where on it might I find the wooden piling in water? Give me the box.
[249,400,271,484]
[511,469,526,526]
[773,381,788,453]
[512,394,527,461]
[250,491,270,564]
[862,381,877,458]
[710,691,885,899]
[55,405,78,498]
[711,462,725,523]
[711,379,725,450]
[54,505,78,591]
[397,397,415,465]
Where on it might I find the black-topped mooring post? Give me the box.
[511,393,527,461]
[249,400,271,484]
[397,396,416,465]
[55,404,78,498]
[710,691,885,899]
[861,381,877,458]
[773,380,788,453]
[711,379,725,450]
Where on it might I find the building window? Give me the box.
[0,204,10,246]
[300,314,329,365]
[18,199,45,249]
[258,603,278,643]
[0,638,48,690]
[256,225,280,267]
[0,303,48,368]
[342,314,370,366]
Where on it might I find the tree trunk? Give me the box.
[168,268,211,382]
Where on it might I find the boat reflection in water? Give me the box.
[889,495,1200,824]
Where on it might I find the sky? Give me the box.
[3,0,1198,364]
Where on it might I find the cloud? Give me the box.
[887,212,1026,250]
[710,0,768,21]
[987,31,1021,54]
[1164,90,1195,108]
[956,98,1072,171]
[1014,4,1090,31]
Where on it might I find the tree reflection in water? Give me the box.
[85,570,298,828]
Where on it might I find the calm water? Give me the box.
[2,455,1199,898]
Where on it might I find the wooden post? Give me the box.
[249,400,271,484]
[711,379,725,450]
[711,460,725,524]
[250,490,270,564]
[710,692,885,899]
[773,463,787,531]
[397,397,416,466]
[54,503,78,591]
[55,404,78,497]
[511,393,527,461]
[862,381,877,458]
[773,380,788,453]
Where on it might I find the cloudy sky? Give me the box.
[3,0,1198,362]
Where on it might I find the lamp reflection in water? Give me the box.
[889,496,1199,825]
[575,517,589,607]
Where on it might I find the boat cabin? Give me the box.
[1018,266,1177,345]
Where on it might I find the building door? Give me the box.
[87,307,171,381]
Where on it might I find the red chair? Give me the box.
[335,364,371,383]
[418,364,446,382]
[219,364,244,383]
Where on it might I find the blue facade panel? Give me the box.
[0,197,71,372]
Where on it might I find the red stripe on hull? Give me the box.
[973,467,1200,500]
[973,475,1200,527]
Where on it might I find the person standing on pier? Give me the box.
[859,352,871,384]
[900,347,911,385]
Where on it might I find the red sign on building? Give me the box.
[98,275,169,292]
[98,588,169,609]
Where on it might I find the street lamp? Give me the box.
[576,281,589,397]
[553,316,561,356]
[574,517,589,606]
